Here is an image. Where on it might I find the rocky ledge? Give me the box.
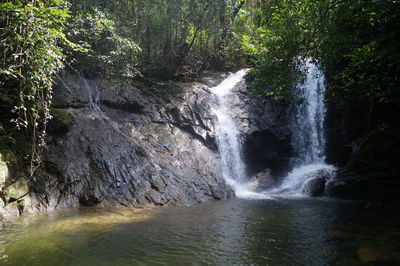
[1,70,295,219]
[1,72,238,219]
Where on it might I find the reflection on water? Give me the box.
[1,199,400,265]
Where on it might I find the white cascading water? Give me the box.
[80,78,133,140]
[208,62,333,199]
[271,60,335,196]
[211,70,271,199]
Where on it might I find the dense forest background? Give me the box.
[1,0,399,178]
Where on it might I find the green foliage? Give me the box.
[0,0,74,173]
[244,0,400,171]
[69,0,250,78]
[231,0,308,99]
[66,7,141,77]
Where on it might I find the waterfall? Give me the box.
[290,61,326,165]
[211,70,271,199]
[271,60,335,196]
[209,63,334,199]
[80,77,133,140]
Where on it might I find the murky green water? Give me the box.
[1,198,399,266]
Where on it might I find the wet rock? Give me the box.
[329,230,354,240]
[298,168,335,197]
[47,108,74,135]
[79,194,101,206]
[220,78,292,177]
[0,153,8,187]
[326,170,400,204]
[244,130,291,176]
[301,176,326,197]
[212,186,235,200]
[249,169,275,191]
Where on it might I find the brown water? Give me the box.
[0,198,399,265]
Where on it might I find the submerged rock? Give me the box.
[357,248,393,265]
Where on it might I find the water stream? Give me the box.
[271,61,335,196]
[211,62,334,199]
[210,70,271,199]
[80,78,133,140]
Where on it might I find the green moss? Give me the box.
[47,108,73,135]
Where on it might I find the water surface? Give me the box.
[1,199,399,265]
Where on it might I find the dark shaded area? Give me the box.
[325,83,400,204]
[102,100,144,113]
[326,170,400,205]
[47,108,74,135]
[243,129,292,177]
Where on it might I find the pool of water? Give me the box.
[1,198,399,265]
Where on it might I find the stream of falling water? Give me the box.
[211,62,334,199]
[270,61,336,196]
[80,78,134,140]
[210,70,271,199]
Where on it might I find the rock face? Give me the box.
[0,72,240,217]
[324,83,400,204]
[301,176,326,197]
[0,152,34,219]
[1,70,294,218]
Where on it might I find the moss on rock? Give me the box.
[47,108,73,135]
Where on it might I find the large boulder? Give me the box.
[210,76,292,177]
[248,168,275,191]
[300,168,336,197]
[301,176,326,197]
[326,170,400,204]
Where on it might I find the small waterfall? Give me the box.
[80,78,133,140]
[290,62,326,165]
[211,70,271,199]
[80,78,102,114]
[271,60,335,196]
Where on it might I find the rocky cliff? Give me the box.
[1,72,233,218]
[0,71,295,219]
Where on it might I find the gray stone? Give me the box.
[249,169,275,191]
[32,72,236,210]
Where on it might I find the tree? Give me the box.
[0,0,75,176]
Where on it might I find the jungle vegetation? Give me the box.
[1,0,399,174]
